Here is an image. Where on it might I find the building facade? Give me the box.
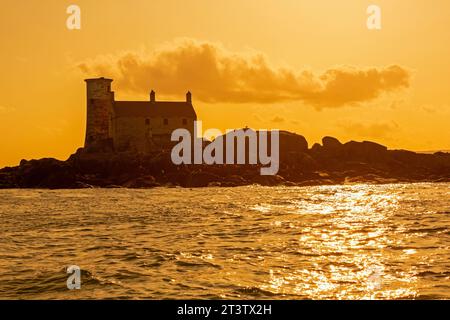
[84,77,197,153]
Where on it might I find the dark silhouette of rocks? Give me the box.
[1,131,449,189]
[322,136,342,149]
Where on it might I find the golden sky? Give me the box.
[1,0,450,167]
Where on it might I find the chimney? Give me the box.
[150,90,156,102]
[186,91,192,104]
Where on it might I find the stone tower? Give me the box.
[84,77,114,151]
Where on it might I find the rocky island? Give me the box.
[2,79,449,189]
[1,130,449,189]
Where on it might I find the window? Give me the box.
[145,119,150,125]
[182,118,187,125]
[163,119,169,125]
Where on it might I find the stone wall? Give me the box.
[85,78,114,150]
[114,116,195,153]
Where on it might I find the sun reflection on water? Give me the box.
[0,183,448,299]
[258,184,423,299]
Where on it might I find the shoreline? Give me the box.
[1,132,449,190]
[0,180,449,191]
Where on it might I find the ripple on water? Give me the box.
[0,183,449,299]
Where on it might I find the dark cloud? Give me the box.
[78,39,411,108]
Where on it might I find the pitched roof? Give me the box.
[113,101,196,118]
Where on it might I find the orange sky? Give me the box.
[1,0,450,167]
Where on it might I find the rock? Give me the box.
[253,174,285,186]
[124,175,159,188]
[310,143,322,153]
[186,171,221,188]
[434,151,450,157]
[157,171,188,186]
[433,177,450,183]
[17,158,77,188]
[322,136,342,149]
[309,136,344,160]
[297,179,336,186]
[316,171,331,178]
[223,175,249,187]
[2,130,450,189]
[342,140,388,162]
[75,182,95,189]
[219,129,308,164]
[0,172,17,188]
[279,131,308,153]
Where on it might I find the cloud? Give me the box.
[77,39,411,108]
[337,120,399,139]
[271,116,285,123]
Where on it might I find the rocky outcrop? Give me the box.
[280,131,308,153]
[14,158,77,189]
[322,136,342,150]
[1,132,449,189]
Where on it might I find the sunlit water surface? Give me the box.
[0,183,449,299]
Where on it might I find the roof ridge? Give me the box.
[115,100,189,103]
[113,100,196,118]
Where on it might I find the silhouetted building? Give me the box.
[84,77,197,153]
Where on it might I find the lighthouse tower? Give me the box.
[84,77,114,151]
